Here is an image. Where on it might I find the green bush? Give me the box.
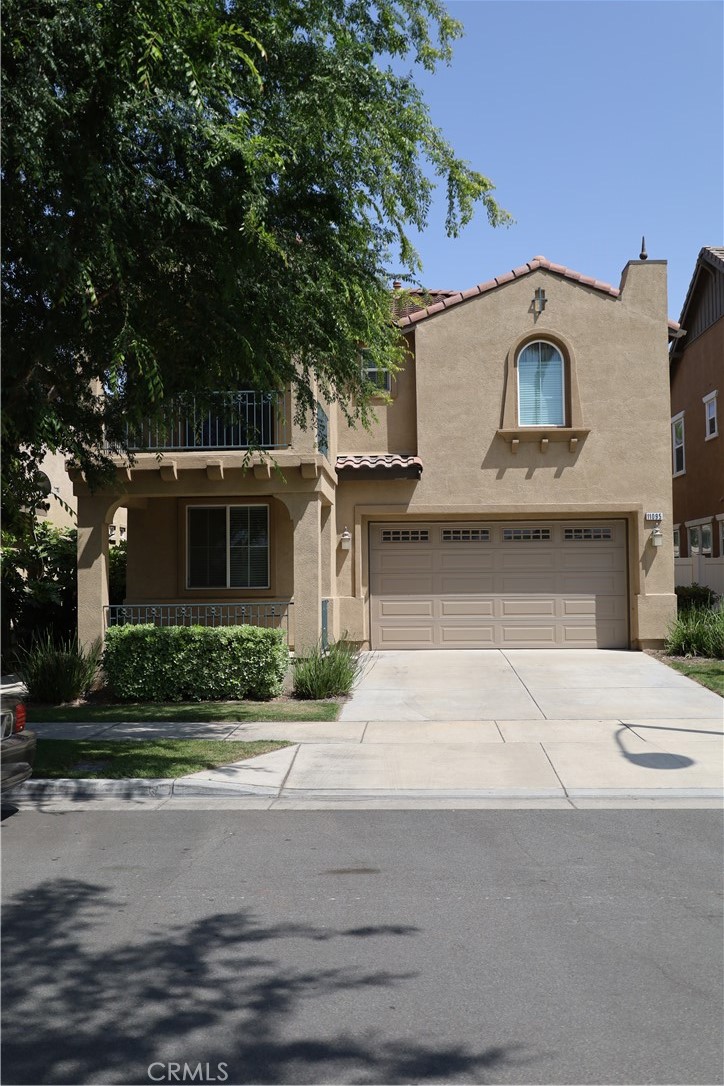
[103,624,289,702]
[17,633,102,704]
[293,638,364,699]
[675,583,720,611]
[666,607,724,659]
[1,523,78,663]
[108,540,128,605]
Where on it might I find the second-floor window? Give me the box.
[703,391,718,440]
[187,505,269,589]
[517,341,565,426]
[671,412,685,476]
[361,349,391,392]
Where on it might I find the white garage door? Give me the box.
[369,521,628,649]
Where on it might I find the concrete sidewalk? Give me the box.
[7,651,723,807]
[17,714,724,807]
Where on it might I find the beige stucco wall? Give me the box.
[125,495,294,602]
[336,341,418,455]
[76,259,676,652]
[329,261,676,647]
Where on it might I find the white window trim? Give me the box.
[673,527,680,558]
[671,411,686,477]
[684,516,715,529]
[703,390,718,441]
[516,340,566,428]
[186,504,270,590]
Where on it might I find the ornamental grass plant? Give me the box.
[293,638,365,700]
[17,633,102,704]
[665,607,724,660]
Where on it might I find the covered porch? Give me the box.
[73,448,337,655]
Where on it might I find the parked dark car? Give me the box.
[1,696,36,793]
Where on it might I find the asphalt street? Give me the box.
[2,809,722,1086]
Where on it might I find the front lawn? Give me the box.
[666,659,724,697]
[34,739,291,779]
[27,698,341,724]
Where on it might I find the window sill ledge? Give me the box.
[497,428,590,453]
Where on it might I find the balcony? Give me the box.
[125,391,287,452]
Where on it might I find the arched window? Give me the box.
[517,341,565,426]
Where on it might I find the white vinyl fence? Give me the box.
[675,556,724,597]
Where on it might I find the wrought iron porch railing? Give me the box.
[124,391,287,451]
[105,602,292,637]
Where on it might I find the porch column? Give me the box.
[278,493,322,652]
[77,494,111,649]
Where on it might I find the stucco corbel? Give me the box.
[205,461,224,480]
[300,459,319,479]
[159,462,178,482]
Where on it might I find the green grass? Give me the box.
[26,698,341,724]
[666,659,724,697]
[34,739,291,779]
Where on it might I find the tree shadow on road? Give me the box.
[2,877,529,1085]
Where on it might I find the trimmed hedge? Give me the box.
[103,625,288,702]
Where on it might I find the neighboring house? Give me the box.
[38,449,127,540]
[669,246,724,596]
[73,252,681,652]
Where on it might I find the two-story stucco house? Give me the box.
[670,246,724,596]
[74,252,682,653]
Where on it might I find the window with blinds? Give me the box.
[517,341,565,426]
[188,506,269,588]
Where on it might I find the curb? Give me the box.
[14,779,724,802]
[19,778,173,798]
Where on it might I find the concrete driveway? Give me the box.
[339,649,723,723]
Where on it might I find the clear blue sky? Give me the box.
[402,0,723,321]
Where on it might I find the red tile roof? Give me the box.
[336,454,423,473]
[396,256,681,334]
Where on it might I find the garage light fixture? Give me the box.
[340,526,352,551]
[650,526,663,548]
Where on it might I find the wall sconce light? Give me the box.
[533,287,547,315]
[340,527,352,551]
[650,526,663,548]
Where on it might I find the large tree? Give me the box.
[2,0,509,527]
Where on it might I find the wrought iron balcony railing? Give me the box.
[125,391,287,452]
[105,601,292,637]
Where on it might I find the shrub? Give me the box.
[666,607,724,660]
[1,523,77,663]
[293,638,364,699]
[108,540,127,605]
[675,583,720,612]
[103,624,288,702]
[17,633,102,704]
